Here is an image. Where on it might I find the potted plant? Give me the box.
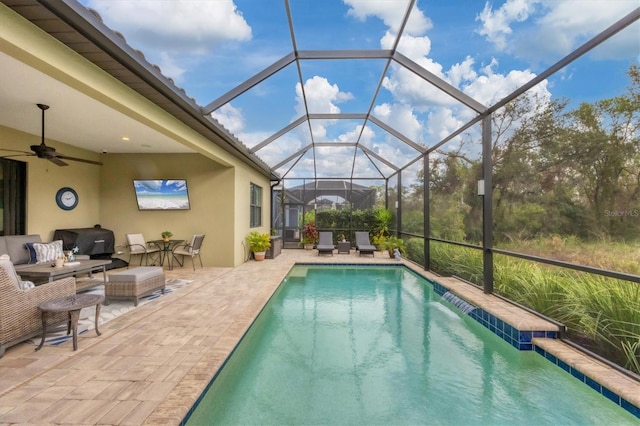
[246,231,271,261]
[302,221,318,249]
[161,230,173,242]
[379,236,406,259]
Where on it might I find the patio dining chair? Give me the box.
[125,233,161,267]
[355,232,376,257]
[171,234,205,270]
[316,231,335,256]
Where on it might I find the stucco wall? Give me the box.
[99,153,237,267]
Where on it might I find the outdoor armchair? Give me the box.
[171,234,205,270]
[125,233,161,267]
[316,231,335,256]
[0,259,75,357]
[355,232,376,257]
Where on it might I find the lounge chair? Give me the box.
[316,231,335,256]
[355,232,376,257]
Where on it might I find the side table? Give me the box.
[337,241,351,254]
[149,239,184,268]
[36,293,104,351]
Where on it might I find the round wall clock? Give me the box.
[55,187,79,210]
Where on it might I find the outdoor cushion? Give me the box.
[19,280,35,290]
[0,259,21,290]
[3,235,42,265]
[32,240,64,264]
[109,266,163,283]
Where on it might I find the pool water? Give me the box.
[185,265,637,425]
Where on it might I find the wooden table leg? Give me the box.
[35,311,48,351]
[68,309,81,351]
[94,303,102,336]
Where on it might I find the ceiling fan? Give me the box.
[0,103,102,166]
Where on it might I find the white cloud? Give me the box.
[256,133,306,167]
[210,103,245,136]
[463,64,550,108]
[296,76,353,115]
[476,0,539,51]
[294,76,353,139]
[534,0,639,59]
[372,103,422,141]
[426,108,466,141]
[156,52,187,82]
[476,0,639,60]
[382,30,432,61]
[448,57,479,88]
[338,124,376,144]
[85,0,251,54]
[382,54,480,110]
[344,0,432,35]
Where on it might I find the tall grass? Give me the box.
[497,236,640,275]
[429,242,640,375]
[428,241,483,284]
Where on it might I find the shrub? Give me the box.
[246,231,271,252]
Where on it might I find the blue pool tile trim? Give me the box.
[534,346,640,418]
[430,279,550,350]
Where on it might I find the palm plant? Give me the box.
[246,231,271,261]
[379,236,406,258]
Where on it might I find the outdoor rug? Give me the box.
[28,278,193,347]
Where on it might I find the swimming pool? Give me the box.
[185,265,637,425]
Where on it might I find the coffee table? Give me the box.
[36,293,104,351]
[16,259,111,286]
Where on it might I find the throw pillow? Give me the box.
[19,280,35,290]
[25,242,38,264]
[32,240,64,264]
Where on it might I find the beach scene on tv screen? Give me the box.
[134,180,190,210]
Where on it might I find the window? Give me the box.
[0,158,27,235]
[250,183,262,227]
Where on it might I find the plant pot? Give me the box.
[163,237,170,242]
[304,243,314,250]
[253,251,266,261]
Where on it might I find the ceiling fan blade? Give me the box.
[48,156,68,167]
[0,153,34,159]
[0,148,32,155]
[57,154,103,166]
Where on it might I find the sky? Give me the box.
[79,0,639,180]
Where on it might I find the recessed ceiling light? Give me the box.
[121,136,130,141]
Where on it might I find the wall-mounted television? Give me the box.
[133,179,191,210]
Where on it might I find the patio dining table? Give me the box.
[149,239,184,268]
